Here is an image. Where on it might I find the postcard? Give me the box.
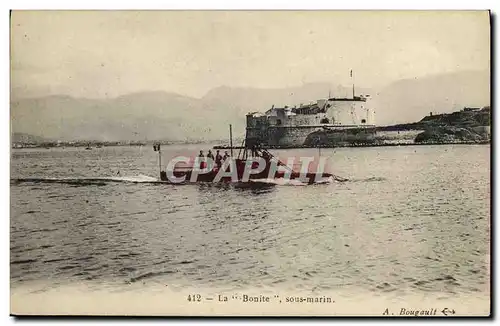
[10,10,491,317]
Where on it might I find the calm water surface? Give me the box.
[10,144,490,300]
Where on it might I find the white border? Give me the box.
[3,1,498,10]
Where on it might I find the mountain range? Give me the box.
[10,70,489,142]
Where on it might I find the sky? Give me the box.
[10,10,490,99]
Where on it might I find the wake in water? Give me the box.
[249,175,344,186]
[349,176,387,182]
[11,174,355,187]
[11,175,162,186]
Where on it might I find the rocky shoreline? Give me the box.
[214,106,491,150]
[214,140,489,150]
[283,106,490,149]
[375,106,490,145]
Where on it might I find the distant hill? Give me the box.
[10,93,245,142]
[203,82,371,111]
[374,70,490,125]
[11,132,51,143]
[378,106,491,131]
[10,70,489,142]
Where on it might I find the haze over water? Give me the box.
[10,144,490,315]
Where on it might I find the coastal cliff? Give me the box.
[375,106,490,144]
[300,106,491,148]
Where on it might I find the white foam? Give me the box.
[98,175,159,183]
[250,178,328,186]
[14,175,161,184]
[16,175,345,185]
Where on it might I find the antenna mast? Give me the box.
[229,124,234,157]
[159,145,161,174]
[351,69,355,98]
